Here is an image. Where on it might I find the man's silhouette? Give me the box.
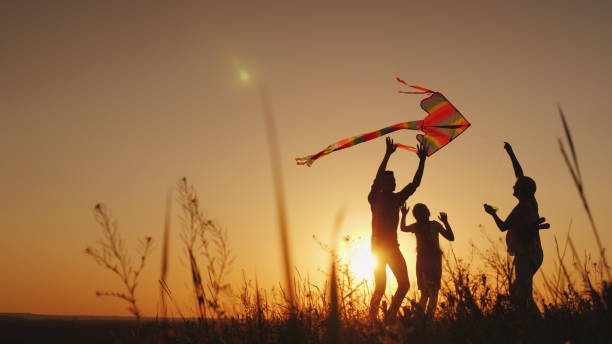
[368,137,427,322]
[400,203,455,317]
[484,142,549,314]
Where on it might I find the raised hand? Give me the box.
[417,143,428,160]
[504,141,513,152]
[385,137,397,155]
[504,141,524,177]
[400,202,409,216]
[536,217,550,230]
[483,204,497,215]
[438,212,448,223]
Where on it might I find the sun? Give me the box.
[341,239,377,282]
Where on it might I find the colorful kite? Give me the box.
[295,78,471,166]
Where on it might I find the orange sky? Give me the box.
[1,1,611,316]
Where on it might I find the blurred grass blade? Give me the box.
[159,189,172,321]
[259,83,296,310]
[558,107,610,280]
[559,106,582,183]
[159,279,186,321]
[328,209,345,344]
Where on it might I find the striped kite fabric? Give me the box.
[416,92,471,156]
[295,79,471,166]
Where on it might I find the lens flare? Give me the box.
[238,69,251,83]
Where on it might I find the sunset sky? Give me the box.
[1,1,611,317]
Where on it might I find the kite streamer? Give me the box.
[295,78,471,166]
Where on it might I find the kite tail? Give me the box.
[394,143,417,152]
[295,156,315,166]
[295,153,322,167]
[295,120,421,166]
[396,77,434,94]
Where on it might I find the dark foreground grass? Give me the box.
[0,318,156,344]
[4,269,610,344]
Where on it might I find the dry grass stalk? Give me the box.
[201,218,234,316]
[177,177,234,319]
[554,236,579,299]
[178,178,208,320]
[558,107,611,280]
[85,203,154,320]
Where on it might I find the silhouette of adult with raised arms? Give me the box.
[400,203,454,317]
[483,142,549,314]
[368,137,427,322]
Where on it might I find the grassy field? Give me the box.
[4,248,610,344]
[6,109,608,343]
[77,109,610,343]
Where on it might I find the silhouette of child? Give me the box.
[484,142,549,315]
[400,203,454,317]
[368,137,427,322]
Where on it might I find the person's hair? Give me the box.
[516,176,536,198]
[412,203,430,221]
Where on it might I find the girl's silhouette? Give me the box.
[400,203,455,317]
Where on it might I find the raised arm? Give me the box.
[397,143,427,201]
[437,212,455,241]
[504,142,524,178]
[412,143,427,187]
[368,137,396,202]
[484,204,509,232]
[376,137,396,179]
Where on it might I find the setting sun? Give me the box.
[340,238,377,282]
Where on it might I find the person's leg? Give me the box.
[386,246,409,321]
[425,257,442,317]
[369,250,387,320]
[418,290,428,312]
[513,253,531,311]
[416,256,427,312]
[426,289,439,317]
[515,252,544,317]
[525,251,543,315]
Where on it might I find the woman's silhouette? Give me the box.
[368,137,427,322]
[484,142,549,314]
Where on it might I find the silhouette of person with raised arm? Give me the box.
[400,203,454,317]
[368,137,427,322]
[483,142,550,314]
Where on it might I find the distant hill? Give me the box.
[0,313,144,321]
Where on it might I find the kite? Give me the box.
[295,78,471,166]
